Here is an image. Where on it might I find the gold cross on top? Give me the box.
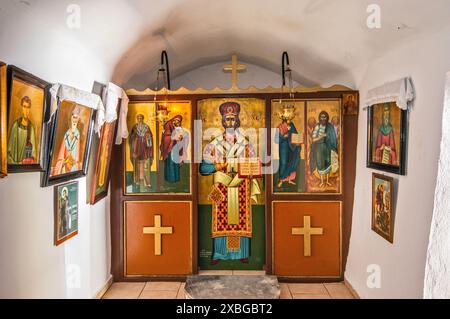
[223,54,247,89]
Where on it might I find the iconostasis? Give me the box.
[109,87,359,282]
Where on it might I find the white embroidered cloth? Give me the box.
[103,82,129,145]
[365,77,415,110]
[49,83,105,134]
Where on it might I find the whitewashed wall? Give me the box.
[0,3,286,298]
[345,26,450,299]
[0,1,128,299]
[1,0,449,300]
[424,72,450,299]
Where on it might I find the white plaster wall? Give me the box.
[1,0,449,299]
[424,73,450,299]
[0,1,123,298]
[0,1,283,298]
[345,26,450,299]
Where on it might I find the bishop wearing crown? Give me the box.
[200,102,261,265]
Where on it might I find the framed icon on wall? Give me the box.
[367,102,407,175]
[6,65,50,173]
[42,100,95,187]
[54,181,79,246]
[372,173,395,243]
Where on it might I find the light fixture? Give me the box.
[279,51,295,116]
[156,101,170,124]
[154,51,171,124]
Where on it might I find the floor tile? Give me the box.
[144,281,181,291]
[102,282,145,299]
[177,283,186,299]
[198,270,233,276]
[292,293,331,299]
[232,270,266,276]
[102,280,354,300]
[324,283,355,299]
[287,283,328,295]
[279,283,292,299]
[139,290,178,299]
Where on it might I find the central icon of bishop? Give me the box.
[200,102,261,265]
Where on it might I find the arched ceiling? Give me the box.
[2,0,450,90]
[113,0,450,89]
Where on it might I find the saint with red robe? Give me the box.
[375,104,397,165]
[129,114,154,188]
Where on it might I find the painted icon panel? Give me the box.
[54,181,79,246]
[372,173,395,243]
[6,66,50,172]
[306,100,342,193]
[42,100,95,187]
[90,121,117,204]
[0,62,7,177]
[342,92,359,116]
[7,78,44,165]
[198,98,265,270]
[367,102,407,175]
[124,101,191,194]
[49,102,94,177]
[271,100,305,193]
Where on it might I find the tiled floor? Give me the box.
[103,271,356,299]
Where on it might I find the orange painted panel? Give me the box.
[125,201,192,276]
[273,201,341,277]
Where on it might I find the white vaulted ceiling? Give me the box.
[1,0,450,89]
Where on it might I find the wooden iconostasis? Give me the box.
[110,90,359,282]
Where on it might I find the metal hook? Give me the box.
[281,51,290,87]
[160,50,171,90]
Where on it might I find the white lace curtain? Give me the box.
[49,83,105,134]
[365,77,415,110]
[49,82,129,143]
[103,82,129,145]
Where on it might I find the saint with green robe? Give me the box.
[7,96,37,165]
[309,111,338,187]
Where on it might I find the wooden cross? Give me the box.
[143,215,173,256]
[292,216,323,257]
[223,54,247,88]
